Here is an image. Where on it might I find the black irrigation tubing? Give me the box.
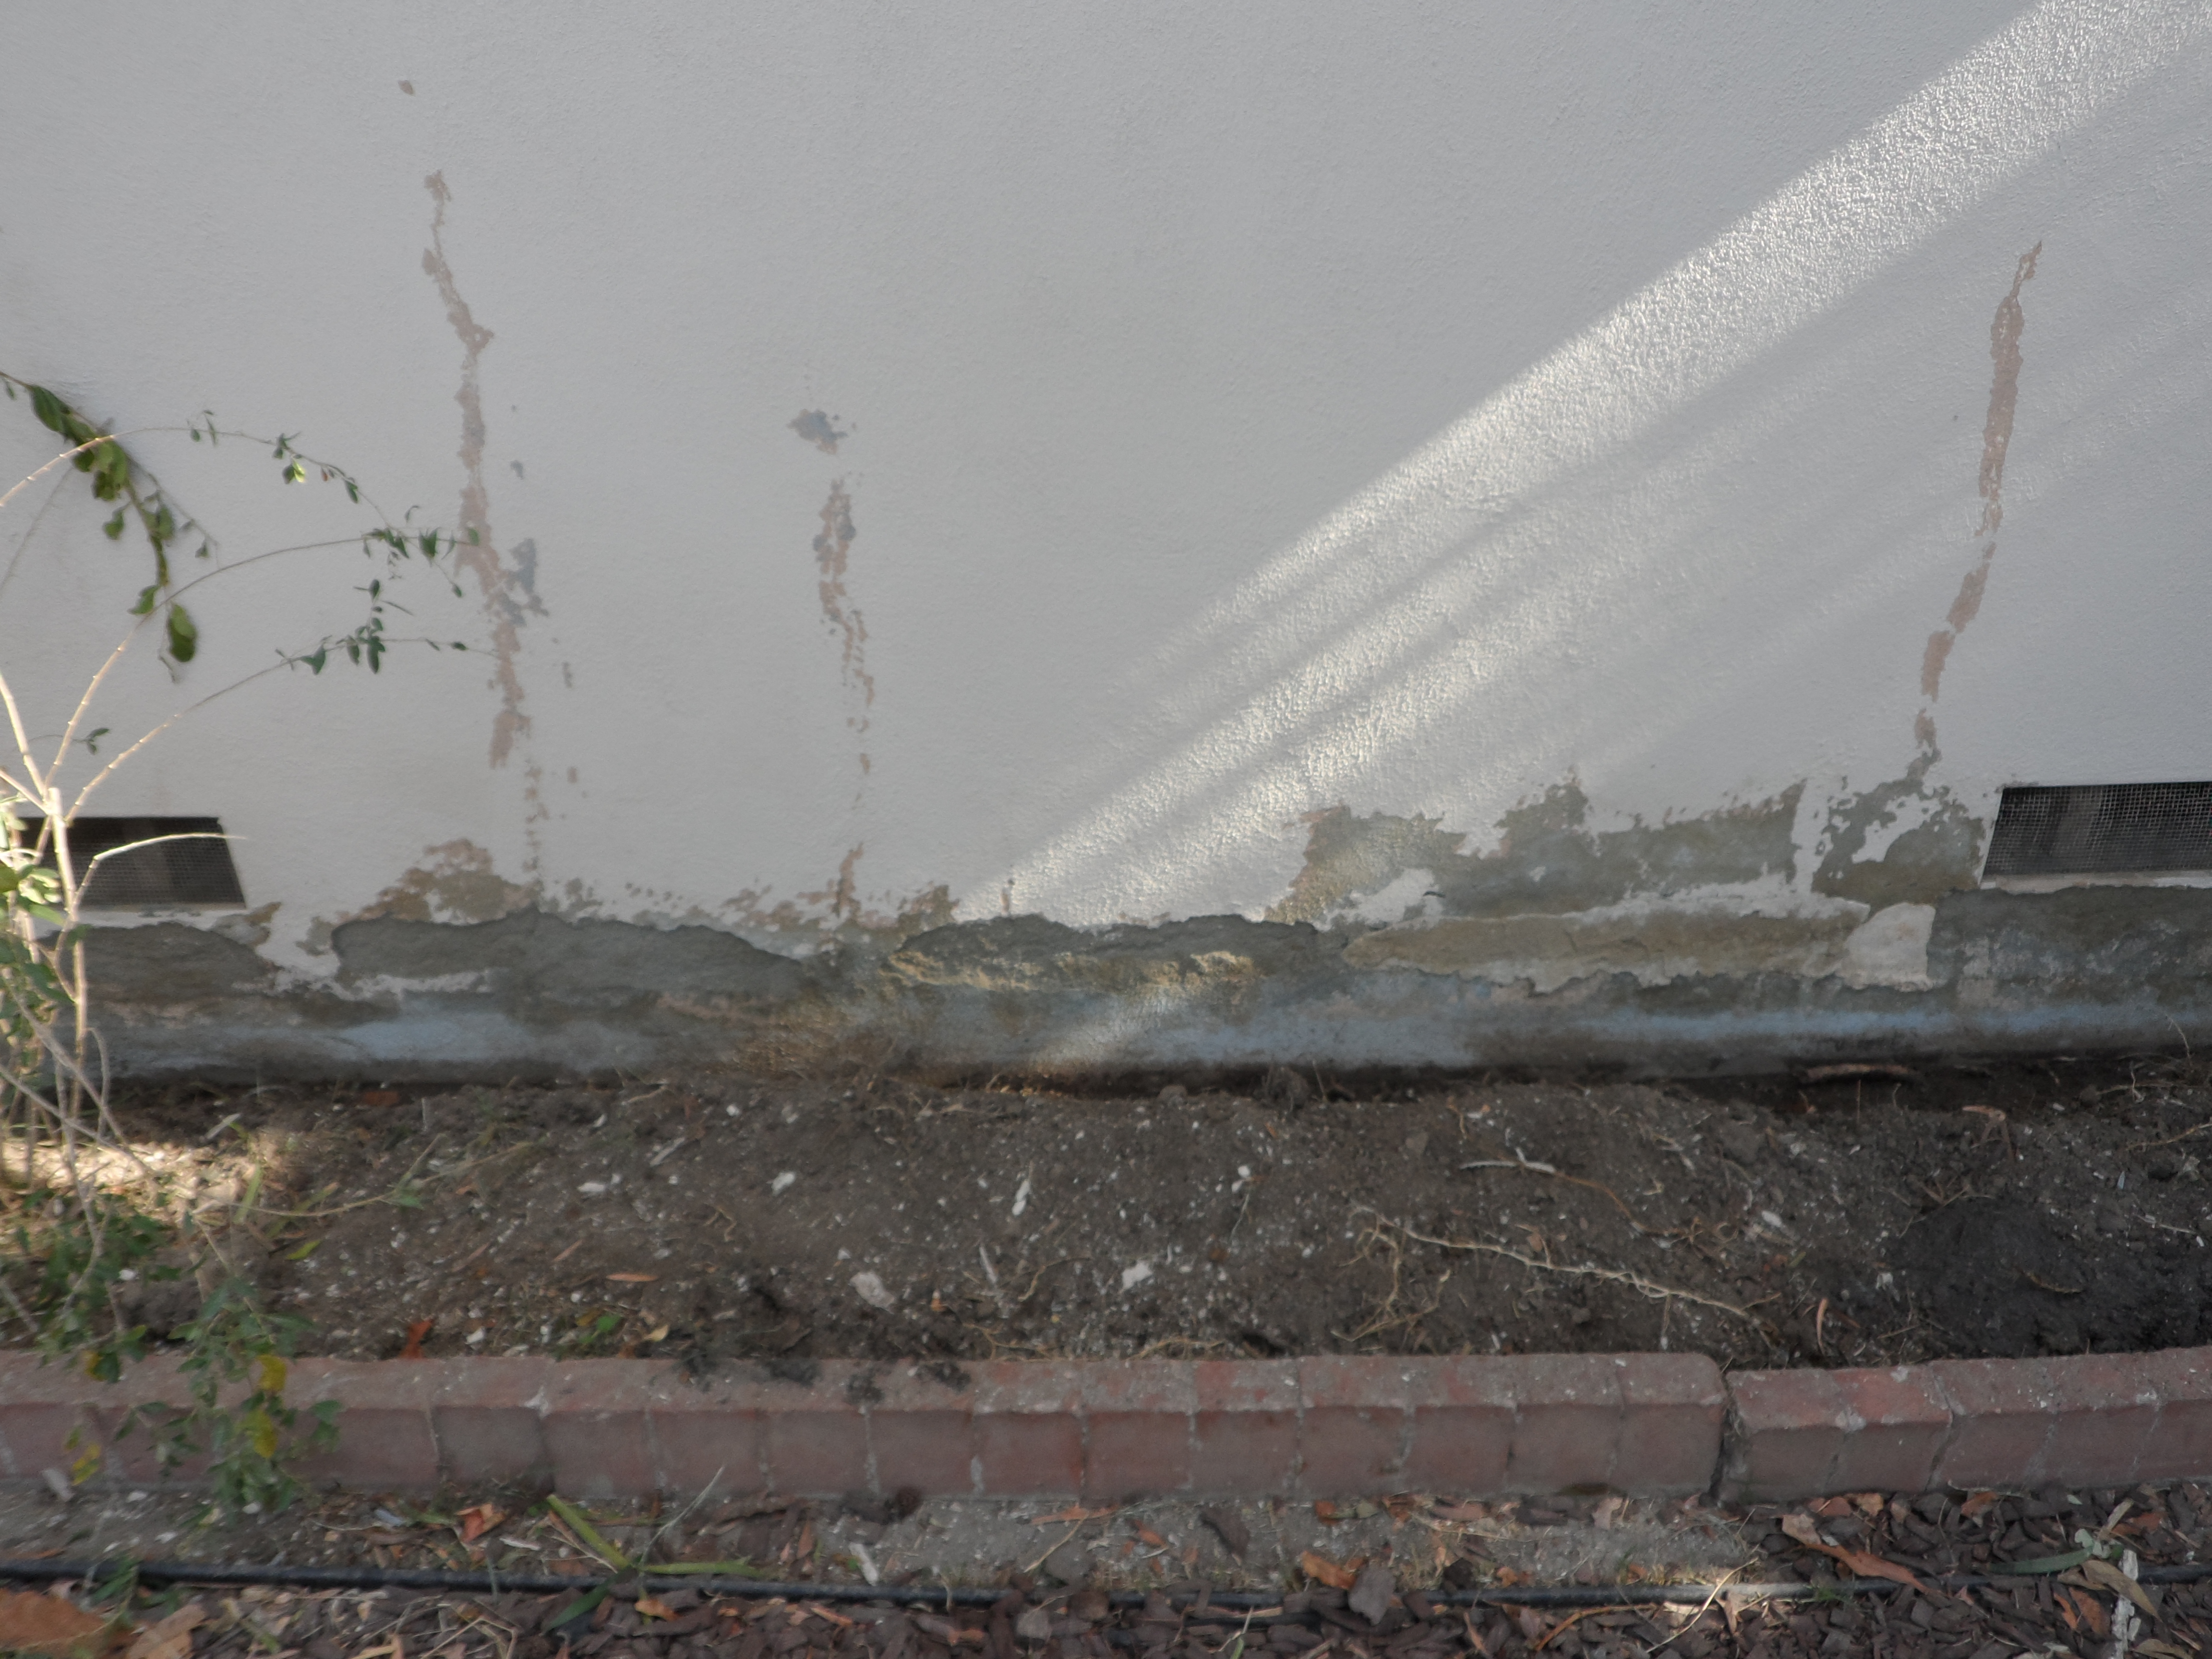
[0,1558,2208,1615]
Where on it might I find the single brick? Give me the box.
[2137,1347,2212,1482]
[1616,1354,1727,1496]
[542,1361,666,1499]
[1082,1362,1196,1499]
[430,1358,553,1489]
[761,1362,871,1496]
[972,1361,1084,1496]
[1504,1354,1623,1494]
[1192,1360,1300,1496]
[1401,1359,1513,1496]
[0,1354,79,1483]
[1298,1357,1408,1497]
[2037,1352,2163,1490]
[1720,1369,1847,1502]
[77,1354,205,1487]
[866,1363,977,1496]
[1826,1366,1951,1496]
[650,1369,769,1498]
[294,1358,442,1492]
[1928,1358,2058,1491]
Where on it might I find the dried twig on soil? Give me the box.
[1458,1150,1649,1231]
[1357,1211,1764,1328]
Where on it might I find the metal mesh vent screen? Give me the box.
[14,816,244,908]
[1983,783,2212,878]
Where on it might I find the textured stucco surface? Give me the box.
[5,3,2211,1074]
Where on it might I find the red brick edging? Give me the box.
[0,1347,2205,1502]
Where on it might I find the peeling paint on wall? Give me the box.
[1813,750,1985,909]
[351,840,534,927]
[790,410,849,455]
[1269,782,1802,927]
[1342,893,1932,993]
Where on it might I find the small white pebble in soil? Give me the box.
[1121,1260,1154,1290]
[578,1181,607,1196]
[771,1171,797,1194]
[852,1271,897,1310]
[1011,1178,1032,1217]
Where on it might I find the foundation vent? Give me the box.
[1983,783,2212,879]
[13,816,244,908]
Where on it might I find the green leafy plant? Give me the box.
[0,374,473,1511]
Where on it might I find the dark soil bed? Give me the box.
[31,1049,2210,1370]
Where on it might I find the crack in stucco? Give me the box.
[815,480,872,745]
[1809,249,2042,910]
[1922,243,2040,707]
[423,171,533,772]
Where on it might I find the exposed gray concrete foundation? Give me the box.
[80,883,2212,1081]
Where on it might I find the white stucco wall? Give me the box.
[3,3,2210,1069]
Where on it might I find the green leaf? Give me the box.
[166,602,198,662]
[83,728,108,755]
[547,1586,610,1631]
[1993,1549,2091,1575]
[546,1494,631,1569]
[28,385,67,434]
[643,1560,772,1580]
[467,526,481,544]
[281,460,306,484]
[130,585,158,616]
[285,1239,320,1261]
[419,531,438,558]
[103,510,127,541]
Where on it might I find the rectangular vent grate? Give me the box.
[1983,783,2212,878]
[13,816,245,908]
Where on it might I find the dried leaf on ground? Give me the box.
[456,1503,505,1544]
[1780,1513,1933,1592]
[1199,1506,1250,1560]
[2082,1556,2160,1618]
[1300,1551,1358,1591]
[1431,1502,1490,1523]
[125,1604,204,1659]
[1031,1504,1117,1524]
[0,1591,118,1659]
[399,1318,434,1359]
